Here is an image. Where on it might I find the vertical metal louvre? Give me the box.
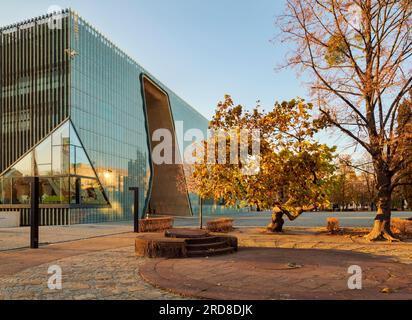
[0,11,71,173]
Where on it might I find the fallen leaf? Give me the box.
[381,287,394,294]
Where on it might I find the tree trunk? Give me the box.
[366,217,398,242]
[267,211,285,232]
[365,165,399,242]
[267,205,315,233]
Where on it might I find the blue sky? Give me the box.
[0,0,351,152]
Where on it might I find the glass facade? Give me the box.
[0,10,245,225]
[69,13,151,223]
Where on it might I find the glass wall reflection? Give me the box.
[0,120,109,206]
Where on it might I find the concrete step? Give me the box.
[186,240,229,251]
[185,236,222,245]
[186,246,235,258]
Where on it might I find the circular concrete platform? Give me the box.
[135,229,238,258]
[139,247,412,300]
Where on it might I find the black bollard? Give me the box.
[199,197,203,230]
[129,187,139,233]
[30,177,40,249]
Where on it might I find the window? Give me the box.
[0,120,109,207]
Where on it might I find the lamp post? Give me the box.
[129,187,139,233]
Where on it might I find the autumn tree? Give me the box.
[330,155,360,210]
[358,158,378,210]
[331,154,379,210]
[396,92,412,209]
[189,96,336,232]
[278,0,412,240]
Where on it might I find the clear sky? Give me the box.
[0,0,352,153]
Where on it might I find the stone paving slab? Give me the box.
[140,247,412,300]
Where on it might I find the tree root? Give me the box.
[365,221,400,242]
[365,230,400,242]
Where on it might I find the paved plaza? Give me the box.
[0,223,133,251]
[0,246,184,300]
[0,227,412,300]
[0,233,183,300]
[141,247,412,300]
[1,211,411,251]
[139,228,412,300]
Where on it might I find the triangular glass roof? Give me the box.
[0,120,110,206]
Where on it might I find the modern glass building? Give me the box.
[0,9,241,226]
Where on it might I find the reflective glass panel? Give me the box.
[11,177,31,204]
[34,136,52,165]
[40,177,72,204]
[11,152,32,177]
[80,178,107,205]
[69,123,82,147]
[52,122,70,147]
[70,177,79,204]
[52,145,70,175]
[0,178,12,205]
[0,119,109,208]
[72,146,95,178]
[1,122,70,179]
